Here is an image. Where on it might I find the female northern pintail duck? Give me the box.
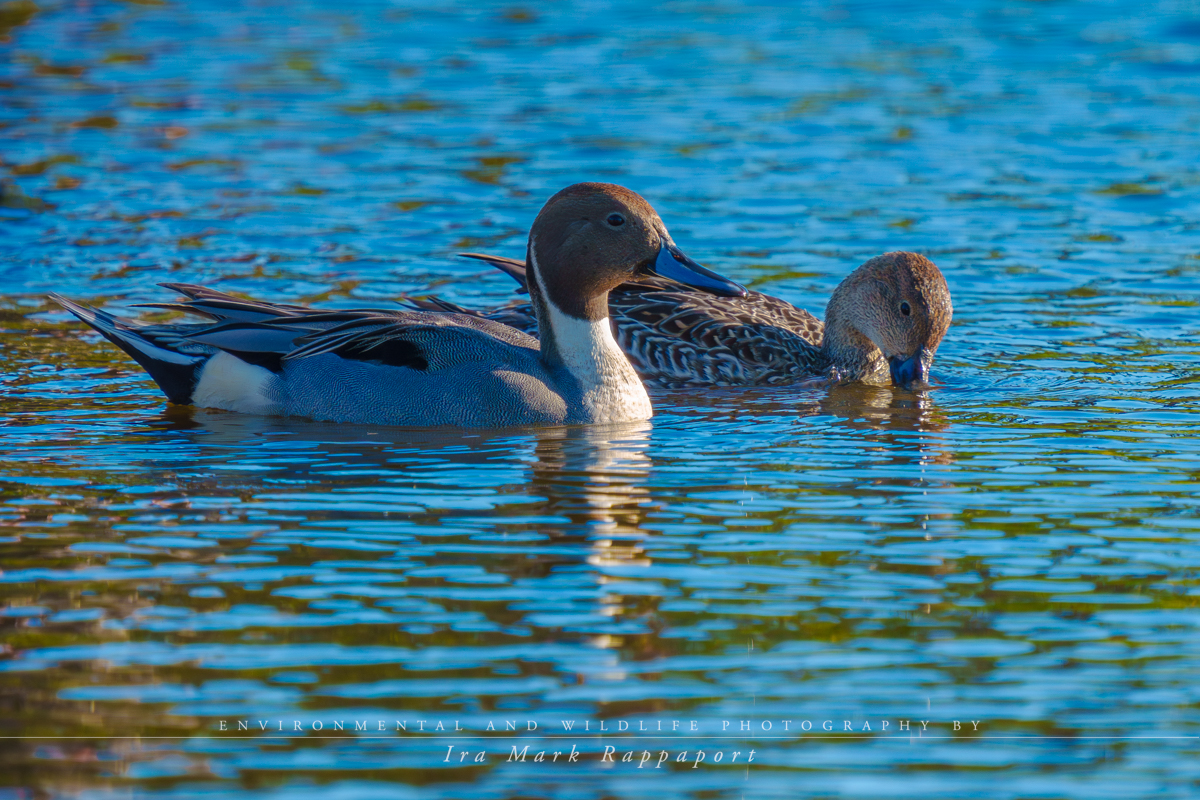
[414,250,952,388]
[51,183,746,427]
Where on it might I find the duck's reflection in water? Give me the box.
[149,409,658,652]
[157,409,655,520]
[150,406,657,559]
[821,383,945,430]
[815,386,956,541]
[655,380,952,461]
[819,383,954,466]
[655,382,956,547]
[525,423,655,651]
[526,422,653,551]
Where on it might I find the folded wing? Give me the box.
[53,285,540,407]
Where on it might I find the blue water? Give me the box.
[3,0,1200,797]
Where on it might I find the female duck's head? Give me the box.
[524,182,745,327]
[824,252,953,388]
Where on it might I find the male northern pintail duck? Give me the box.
[413,250,952,388]
[51,183,746,427]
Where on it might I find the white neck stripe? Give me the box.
[527,235,652,423]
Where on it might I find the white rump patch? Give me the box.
[193,351,278,414]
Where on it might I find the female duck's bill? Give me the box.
[50,182,746,428]
[889,350,929,386]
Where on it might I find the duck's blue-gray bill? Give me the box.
[889,352,929,387]
[648,242,747,298]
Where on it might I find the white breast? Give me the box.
[542,302,653,423]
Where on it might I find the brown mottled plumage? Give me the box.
[411,251,952,388]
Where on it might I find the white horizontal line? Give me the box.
[2,735,1196,740]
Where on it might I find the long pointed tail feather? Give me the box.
[136,283,312,323]
[457,252,529,294]
[402,296,476,315]
[50,294,203,404]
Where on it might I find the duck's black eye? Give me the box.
[900,301,912,316]
[606,213,625,227]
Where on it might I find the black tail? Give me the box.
[50,295,204,404]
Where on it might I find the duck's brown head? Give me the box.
[525,182,745,325]
[822,252,953,387]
